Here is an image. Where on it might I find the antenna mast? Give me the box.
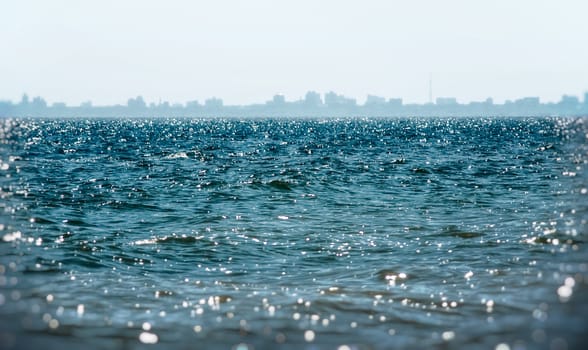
[428,73,433,104]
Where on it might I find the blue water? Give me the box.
[1,117,587,349]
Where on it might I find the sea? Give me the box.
[0,116,587,350]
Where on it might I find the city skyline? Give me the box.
[3,89,588,108]
[2,0,587,106]
[2,82,588,108]
[2,90,587,118]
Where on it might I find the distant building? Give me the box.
[127,96,146,109]
[304,91,322,107]
[365,95,386,105]
[20,94,29,106]
[435,97,458,105]
[324,91,356,107]
[269,94,285,105]
[186,100,200,109]
[205,97,223,109]
[0,100,12,115]
[559,95,579,108]
[468,97,493,108]
[388,98,403,107]
[31,96,47,109]
[558,95,580,113]
[584,92,588,105]
[514,97,540,107]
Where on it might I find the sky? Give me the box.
[1,0,587,106]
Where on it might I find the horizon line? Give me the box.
[3,90,588,108]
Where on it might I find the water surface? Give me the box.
[1,117,587,349]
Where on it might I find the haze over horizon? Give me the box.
[2,0,587,106]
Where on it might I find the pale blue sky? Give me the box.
[1,0,587,105]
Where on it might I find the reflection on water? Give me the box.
[0,117,587,349]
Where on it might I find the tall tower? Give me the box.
[428,73,433,104]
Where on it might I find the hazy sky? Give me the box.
[1,0,587,106]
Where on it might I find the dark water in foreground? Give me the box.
[1,117,587,350]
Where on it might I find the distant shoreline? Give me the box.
[1,92,587,118]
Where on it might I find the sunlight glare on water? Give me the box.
[0,116,587,349]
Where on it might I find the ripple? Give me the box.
[1,116,587,349]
